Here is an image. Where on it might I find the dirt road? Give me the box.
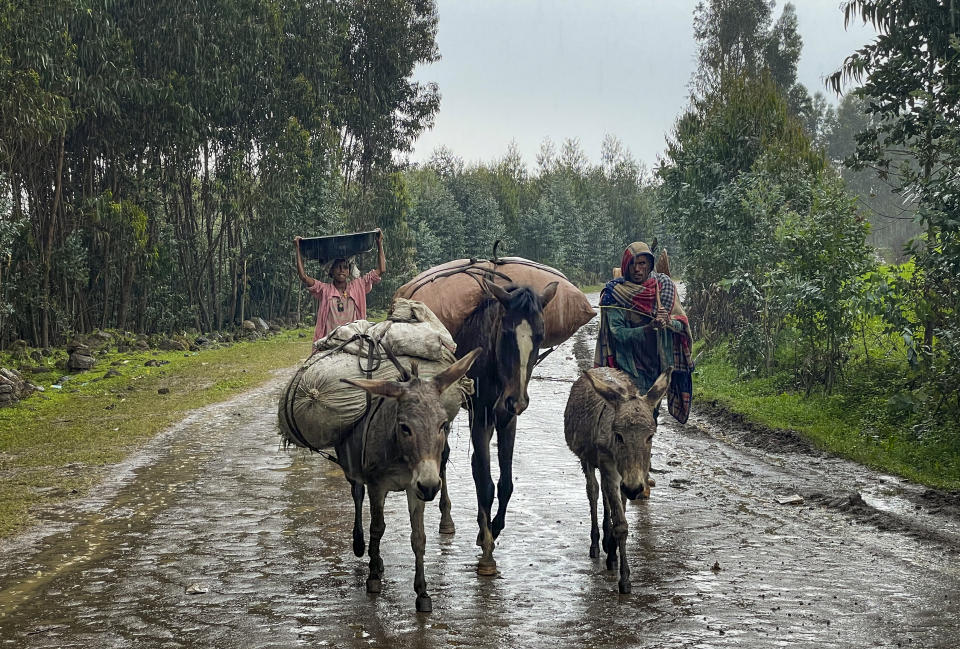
[2,296,959,648]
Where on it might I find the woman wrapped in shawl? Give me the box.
[594,241,694,423]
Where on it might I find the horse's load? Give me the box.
[393,257,596,347]
[277,299,472,450]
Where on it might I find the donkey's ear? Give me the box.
[583,369,628,403]
[483,279,512,306]
[541,281,559,307]
[643,368,672,411]
[432,347,482,394]
[341,377,406,400]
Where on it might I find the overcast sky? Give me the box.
[409,0,877,169]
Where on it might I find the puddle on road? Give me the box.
[2,302,960,648]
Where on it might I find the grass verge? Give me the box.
[694,342,960,491]
[0,330,313,539]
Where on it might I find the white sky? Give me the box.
[409,0,877,169]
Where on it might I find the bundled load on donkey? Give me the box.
[277,298,473,451]
[394,253,596,347]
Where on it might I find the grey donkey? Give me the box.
[338,347,481,612]
[564,366,672,594]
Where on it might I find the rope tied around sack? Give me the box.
[280,331,411,464]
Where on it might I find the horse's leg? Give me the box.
[600,468,631,594]
[406,488,432,612]
[581,459,600,559]
[470,407,497,576]
[490,413,517,540]
[366,484,387,594]
[438,441,455,534]
[350,479,366,557]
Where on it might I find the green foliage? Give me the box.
[828,0,960,429]
[695,341,960,489]
[403,136,660,284]
[0,0,439,347]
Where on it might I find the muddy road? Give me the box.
[2,295,960,648]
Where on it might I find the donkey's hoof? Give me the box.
[589,544,600,559]
[647,476,657,488]
[415,595,432,613]
[366,578,382,594]
[618,580,632,594]
[439,521,456,535]
[476,559,498,577]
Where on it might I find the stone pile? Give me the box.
[0,367,36,407]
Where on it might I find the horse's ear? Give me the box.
[432,347,482,394]
[583,369,628,403]
[341,377,406,400]
[541,281,559,307]
[483,279,512,306]
[643,368,672,411]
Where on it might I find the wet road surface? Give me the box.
[2,295,960,648]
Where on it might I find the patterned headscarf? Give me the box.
[621,241,656,279]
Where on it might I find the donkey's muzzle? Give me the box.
[416,481,440,501]
[621,483,648,501]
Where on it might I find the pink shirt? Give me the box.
[309,270,381,341]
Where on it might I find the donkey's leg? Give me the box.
[581,459,601,559]
[438,441,455,534]
[601,470,631,594]
[470,408,497,575]
[366,485,388,594]
[600,478,615,569]
[350,480,366,557]
[406,488,432,612]
[490,414,517,540]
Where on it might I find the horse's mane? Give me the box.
[456,284,544,371]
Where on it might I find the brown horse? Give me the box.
[337,348,480,612]
[454,279,558,575]
[564,366,671,594]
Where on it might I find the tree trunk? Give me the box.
[41,134,66,348]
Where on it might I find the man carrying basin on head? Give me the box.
[594,241,694,423]
[294,228,386,342]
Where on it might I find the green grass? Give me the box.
[694,342,960,490]
[0,330,314,538]
[578,283,605,294]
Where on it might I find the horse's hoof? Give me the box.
[589,545,600,559]
[353,539,366,557]
[366,578,382,594]
[416,595,432,613]
[476,560,498,577]
[619,581,631,594]
[439,521,456,535]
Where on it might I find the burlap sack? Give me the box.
[278,299,469,450]
[394,257,595,347]
[277,352,464,450]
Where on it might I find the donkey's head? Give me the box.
[583,367,672,500]
[342,348,481,501]
[484,279,558,418]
